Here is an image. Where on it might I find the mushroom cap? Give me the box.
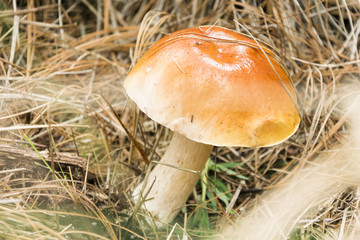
[124,26,300,147]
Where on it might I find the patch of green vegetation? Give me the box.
[182,159,247,238]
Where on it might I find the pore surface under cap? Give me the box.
[124,26,300,147]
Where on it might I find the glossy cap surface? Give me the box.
[124,26,300,147]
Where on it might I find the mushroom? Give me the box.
[124,26,300,223]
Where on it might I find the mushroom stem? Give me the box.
[133,132,213,223]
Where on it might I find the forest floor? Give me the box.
[0,1,359,239]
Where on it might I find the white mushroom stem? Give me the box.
[133,132,213,223]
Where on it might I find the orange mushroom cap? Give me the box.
[124,26,300,147]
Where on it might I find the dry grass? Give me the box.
[0,0,359,239]
[221,90,360,239]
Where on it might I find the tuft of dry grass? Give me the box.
[221,88,360,239]
[0,0,359,239]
